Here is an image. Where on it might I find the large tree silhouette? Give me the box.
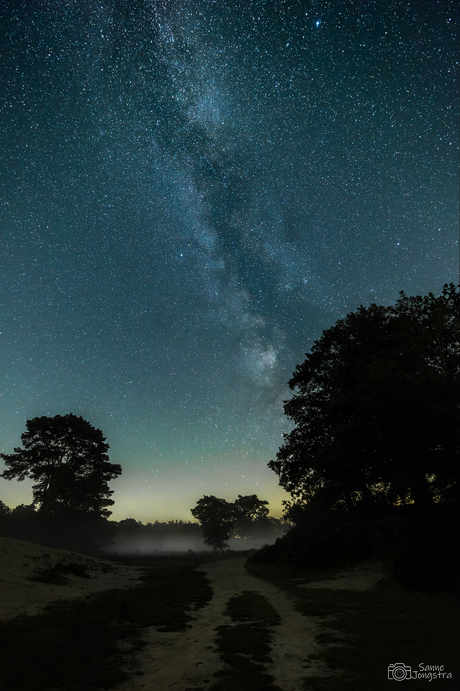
[269,284,460,511]
[191,495,234,550]
[191,494,274,549]
[1,414,121,519]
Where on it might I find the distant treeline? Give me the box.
[0,501,287,555]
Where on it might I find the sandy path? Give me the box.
[114,557,331,691]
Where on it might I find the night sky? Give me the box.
[1,1,458,522]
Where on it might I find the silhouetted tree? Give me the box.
[191,494,276,549]
[0,414,122,522]
[233,494,269,538]
[191,495,234,551]
[0,503,40,541]
[269,284,460,511]
[0,500,11,536]
[118,518,144,532]
[0,500,9,519]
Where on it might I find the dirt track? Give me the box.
[113,556,333,691]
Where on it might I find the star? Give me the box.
[0,0,457,522]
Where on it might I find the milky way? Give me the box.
[1,1,458,521]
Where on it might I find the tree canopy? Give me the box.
[191,494,271,550]
[191,495,234,550]
[0,413,121,519]
[232,494,269,537]
[269,284,460,511]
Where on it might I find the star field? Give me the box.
[1,0,458,521]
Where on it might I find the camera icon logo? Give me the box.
[388,663,412,681]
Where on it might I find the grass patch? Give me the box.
[247,561,460,690]
[225,590,281,626]
[28,561,92,585]
[211,591,282,691]
[0,558,212,691]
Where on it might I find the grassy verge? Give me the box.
[211,590,282,691]
[0,557,212,691]
[247,561,459,691]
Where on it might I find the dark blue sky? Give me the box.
[1,0,458,521]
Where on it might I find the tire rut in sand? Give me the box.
[112,557,329,691]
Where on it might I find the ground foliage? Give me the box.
[211,590,282,691]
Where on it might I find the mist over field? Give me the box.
[103,534,210,556]
[103,528,286,556]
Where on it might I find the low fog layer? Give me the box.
[103,530,284,556]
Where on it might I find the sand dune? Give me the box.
[0,536,144,622]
